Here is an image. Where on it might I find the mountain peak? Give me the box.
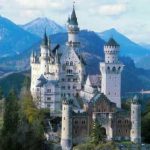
[21,17,66,38]
[107,28,117,32]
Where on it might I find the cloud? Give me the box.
[14,0,69,11]
[90,3,127,16]
[99,3,127,16]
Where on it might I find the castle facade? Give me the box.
[30,5,141,150]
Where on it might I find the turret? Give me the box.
[100,37,124,108]
[41,31,49,59]
[130,95,141,144]
[104,38,120,64]
[40,31,49,74]
[61,96,73,150]
[67,4,80,48]
[30,51,36,63]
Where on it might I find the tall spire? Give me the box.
[42,28,48,46]
[69,2,78,25]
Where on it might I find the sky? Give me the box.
[0,0,150,44]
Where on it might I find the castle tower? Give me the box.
[100,38,124,108]
[30,51,36,63]
[61,97,73,150]
[130,95,141,144]
[40,31,50,74]
[67,4,80,48]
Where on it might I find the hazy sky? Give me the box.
[0,0,150,44]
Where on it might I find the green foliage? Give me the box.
[73,143,95,150]
[96,142,119,150]
[121,99,131,111]
[0,89,45,150]
[0,87,3,100]
[1,90,20,150]
[2,91,19,135]
[73,142,119,150]
[90,119,106,145]
[0,73,30,96]
[0,100,4,129]
[141,101,150,143]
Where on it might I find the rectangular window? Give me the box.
[73,86,76,89]
[61,86,65,90]
[62,78,65,82]
[82,120,86,124]
[47,97,51,101]
[47,89,51,93]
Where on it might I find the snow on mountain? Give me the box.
[21,17,66,38]
[99,28,150,61]
[0,16,40,58]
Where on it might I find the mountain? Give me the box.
[136,55,150,69]
[121,57,150,96]
[99,28,150,61]
[0,16,40,58]
[0,71,30,96]
[140,43,150,50]
[0,23,150,96]
[21,17,66,38]
[0,30,105,72]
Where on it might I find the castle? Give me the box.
[30,5,141,150]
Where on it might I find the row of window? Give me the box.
[66,61,73,66]
[61,93,77,97]
[117,129,128,134]
[107,66,121,71]
[61,78,78,82]
[74,120,86,125]
[117,120,129,124]
[67,69,73,74]
[108,92,118,96]
[61,86,77,90]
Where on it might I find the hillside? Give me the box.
[0,71,30,96]
[1,56,150,97]
[136,55,150,69]
[99,28,150,61]
[0,16,40,58]
[0,30,105,72]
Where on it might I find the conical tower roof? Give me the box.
[105,37,119,47]
[69,5,78,25]
[42,30,48,46]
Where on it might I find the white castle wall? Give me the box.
[61,102,72,150]
[130,103,141,144]
[100,44,124,108]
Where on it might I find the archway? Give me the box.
[101,127,107,137]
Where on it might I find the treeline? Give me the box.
[142,102,150,143]
[0,79,49,150]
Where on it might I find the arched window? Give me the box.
[118,66,121,71]
[112,66,116,72]
[118,119,121,124]
[70,61,73,66]
[66,61,69,66]
[107,66,110,72]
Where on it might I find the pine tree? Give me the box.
[2,90,19,134]
[1,90,20,150]
[91,118,105,145]
[0,87,3,100]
